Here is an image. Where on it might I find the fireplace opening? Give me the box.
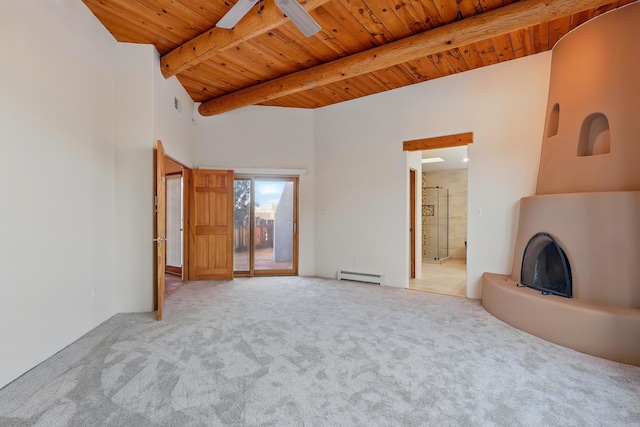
[520,232,572,298]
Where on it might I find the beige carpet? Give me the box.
[1,276,639,426]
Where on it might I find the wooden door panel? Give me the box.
[190,169,234,280]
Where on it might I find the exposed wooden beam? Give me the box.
[160,0,331,78]
[198,0,613,116]
[403,132,473,151]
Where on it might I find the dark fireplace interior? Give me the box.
[520,232,572,298]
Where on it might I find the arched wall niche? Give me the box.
[577,112,611,157]
[546,103,560,138]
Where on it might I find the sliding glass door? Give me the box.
[233,176,298,276]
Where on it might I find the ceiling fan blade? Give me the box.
[216,0,260,29]
[274,0,321,37]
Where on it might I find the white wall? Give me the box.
[0,1,196,386]
[0,1,119,388]
[314,53,551,296]
[115,43,155,313]
[115,44,195,313]
[152,55,195,167]
[192,106,315,275]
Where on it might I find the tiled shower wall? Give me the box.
[422,169,468,260]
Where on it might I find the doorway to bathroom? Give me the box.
[409,145,468,297]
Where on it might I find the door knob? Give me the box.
[153,237,167,242]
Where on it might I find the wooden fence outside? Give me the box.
[234,218,274,251]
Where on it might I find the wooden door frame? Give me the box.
[410,168,416,279]
[404,132,473,281]
[153,146,192,317]
[163,168,189,281]
[233,175,299,277]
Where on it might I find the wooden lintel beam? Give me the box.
[403,132,473,151]
[198,0,613,116]
[160,0,331,78]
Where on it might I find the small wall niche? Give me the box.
[546,103,560,137]
[578,113,610,156]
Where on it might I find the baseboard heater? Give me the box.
[337,270,386,285]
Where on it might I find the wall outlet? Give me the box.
[476,208,482,217]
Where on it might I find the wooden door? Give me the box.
[189,170,234,280]
[155,141,167,320]
[410,169,416,278]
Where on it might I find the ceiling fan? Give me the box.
[216,0,321,37]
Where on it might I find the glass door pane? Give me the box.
[254,179,294,271]
[233,179,252,272]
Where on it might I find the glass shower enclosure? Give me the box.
[422,186,450,262]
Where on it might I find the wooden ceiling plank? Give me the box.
[272,26,338,61]
[295,84,350,105]
[178,77,245,101]
[259,33,324,68]
[133,0,215,31]
[509,29,526,59]
[361,0,413,39]
[403,57,444,80]
[160,0,332,78]
[539,21,550,51]
[429,0,461,22]
[173,0,230,22]
[334,0,395,44]
[82,0,189,44]
[186,60,262,89]
[397,63,429,84]
[593,2,620,16]
[319,1,381,48]
[492,33,516,62]
[408,0,447,29]
[380,64,421,86]
[548,16,571,48]
[403,132,474,151]
[351,72,395,95]
[260,93,315,108]
[312,6,371,54]
[443,48,471,73]
[384,0,430,33]
[218,42,293,80]
[326,80,371,99]
[456,0,481,19]
[473,39,500,66]
[199,54,268,81]
[569,10,593,30]
[520,26,534,56]
[82,1,177,53]
[478,0,505,13]
[281,88,334,107]
[457,43,484,69]
[428,53,456,76]
[198,0,618,116]
[269,28,336,63]
[247,36,310,70]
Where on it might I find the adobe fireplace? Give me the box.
[481,3,640,366]
[520,232,571,298]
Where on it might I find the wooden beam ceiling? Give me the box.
[197,0,615,116]
[160,0,332,78]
